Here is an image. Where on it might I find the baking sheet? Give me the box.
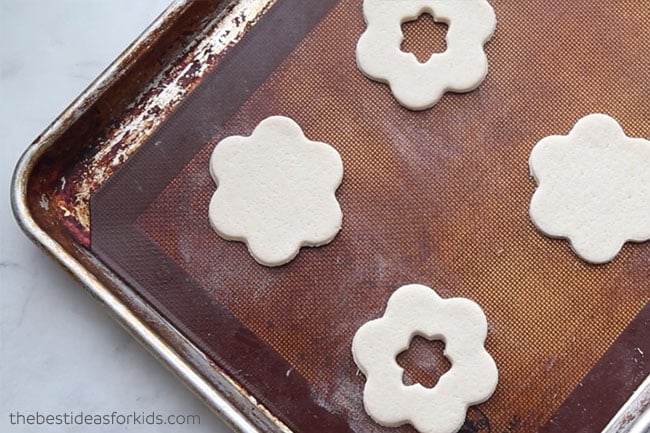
[15,1,650,432]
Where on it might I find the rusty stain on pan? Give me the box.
[40,0,277,247]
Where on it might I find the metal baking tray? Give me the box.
[12,1,649,432]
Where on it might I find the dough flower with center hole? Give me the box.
[352,284,498,433]
[356,0,496,111]
[529,113,650,264]
[209,116,343,267]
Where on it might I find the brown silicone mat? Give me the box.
[90,1,650,432]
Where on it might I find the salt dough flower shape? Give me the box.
[209,116,343,267]
[356,0,496,111]
[352,284,498,433]
[529,114,650,264]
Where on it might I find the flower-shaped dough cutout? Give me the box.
[529,114,650,264]
[356,0,496,111]
[209,116,343,267]
[352,284,498,433]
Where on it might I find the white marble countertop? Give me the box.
[1,1,231,432]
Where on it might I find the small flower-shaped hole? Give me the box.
[401,13,448,63]
[397,336,452,389]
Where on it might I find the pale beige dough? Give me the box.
[352,284,498,433]
[209,116,343,266]
[356,0,496,110]
[529,113,650,264]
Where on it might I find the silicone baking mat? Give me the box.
[91,0,650,431]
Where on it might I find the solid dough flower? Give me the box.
[209,116,343,266]
[529,113,650,264]
[356,0,496,111]
[352,284,498,433]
